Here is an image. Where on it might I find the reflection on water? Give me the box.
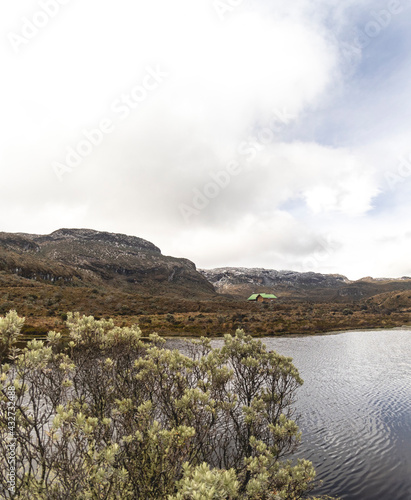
[167,330,411,500]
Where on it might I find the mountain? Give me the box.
[2,230,411,335]
[2,228,411,311]
[200,267,411,302]
[0,229,215,298]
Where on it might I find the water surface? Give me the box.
[169,329,411,499]
[260,330,411,500]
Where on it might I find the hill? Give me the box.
[200,267,411,302]
[0,228,215,298]
[364,289,411,311]
[1,229,411,337]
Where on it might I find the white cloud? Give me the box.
[304,174,380,216]
[0,0,410,278]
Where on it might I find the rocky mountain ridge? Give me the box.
[200,267,350,290]
[32,228,161,252]
[200,267,411,301]
[2,228,411,304]
[0,229,214,297]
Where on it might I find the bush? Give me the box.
[0,312,336,499]
[166,313,176,323]
[0,310,25,362]
[0,302,14,316]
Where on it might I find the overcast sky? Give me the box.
[1,0,411,280]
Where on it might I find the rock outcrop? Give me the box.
[0,229,215,297]
[200,267,411,302]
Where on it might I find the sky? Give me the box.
[1,0,411,280]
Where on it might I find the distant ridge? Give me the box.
[0,228,215,297]
[1,228,411,304]
[200,267,411,301]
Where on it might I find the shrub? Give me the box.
[0,303,14,316]
[0,310,25,362]
[166,313,176,323]
[0,312,336,499]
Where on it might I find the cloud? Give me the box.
[0,0,410,278]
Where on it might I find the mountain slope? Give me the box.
[200,267,411,302]
[0,229,215,298]
[200,267,350,298]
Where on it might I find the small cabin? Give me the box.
[247,293,277,303]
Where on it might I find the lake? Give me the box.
[261,330,411,500]
[170,329,411,499]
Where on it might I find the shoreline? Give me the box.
[17,322,411,343]
[160,324,411,341]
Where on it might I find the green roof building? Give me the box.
[247,293,277,302]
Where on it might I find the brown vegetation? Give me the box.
[1,271,410,340]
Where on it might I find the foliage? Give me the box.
[0,310,25,362]
[0,311,337,499]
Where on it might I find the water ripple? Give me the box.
[264,330,411,500]
[169,332,411,499]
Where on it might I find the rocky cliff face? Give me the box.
[32,228,162,253]
[200,267,350,293]
[0,229,215,297]
[199,267,411,301]
[2,230,411,304]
